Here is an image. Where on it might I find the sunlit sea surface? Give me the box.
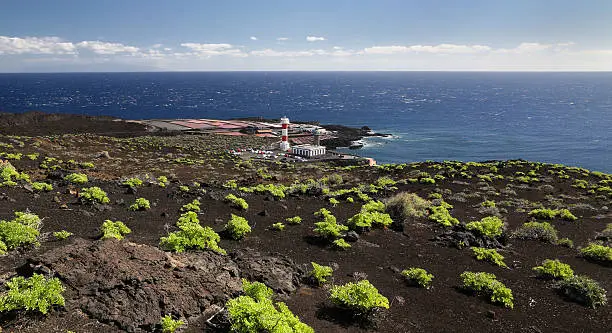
[0,72,610,172]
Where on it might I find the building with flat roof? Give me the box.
[291,144,326,158]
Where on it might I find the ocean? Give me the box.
[0,72,610,172]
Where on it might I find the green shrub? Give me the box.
[460,271,514,308]
[158,175,169,187]
[286,216,302,225]
[122,177,143,187]
[128,197,151,211]
[79,187,110,204]
[181,199,201,212]
[0,161,20,186]
[332,238,351,250]
[471,247,507,267]
[64,173,88,184]
[557,209,577,221]
[0,273,65,314]
[227,280,313,333]
[428,202,459,227]
[347,204,393,230]
[481,200,496,208]
[31,182,53,192]
[224,179,238,189]
[225,194,249,210]
[310,262,333,285]
[419,177,436,184]
[53,230,73,240]
[558,238,574,248]
[429,192,443,199]
[580,243,612,264]
[271,223,285,231]
[532,259,574,280]
[528,208,577,221]
[313,211,348,239]
[329,198,339,207]
[329,280,389,314]
[80,161,95,168]
[160,315,184,333]
[401,267,434,289]
[100,220,131,240]
[178,185,189,192]
[557,275,607,308]
[0,212,42,250]
[513,222,558,243]
[346,197,354,203]
[466,216,504,238]
[361,201,385,213]
[160,223,225,254]
[225,214,251,240]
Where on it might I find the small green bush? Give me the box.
[310,262,333,285]
[313,211,348,239]
[528,208,577,221]
[100,220,131,240]
[79,187,110,204]
[557,209,577,221]
[481,200,496,208]
[557,238,574,248]
[227,279,313,333]
[347,211,393,230]
[0,212,42,250]
[557,275,607,308]
[160,223,225,254]
[286,216,302,225]
[401,267,434,289]
[0,273,65,314]
[181,199,200,212]
[225,214,251,240]
[329,197,339,207]
[128,197,151,211]
[225,194,249,210]
[329,280,389,314]
[428,202,460,227]
[385,192,431,220]
[471,247,507,267]
[460,271,514,308]
[532,259,574,280]
[513,222,558,243]
[53,230,73,240]
[332,238,351,250]
[271,223,285,231]
[160,315,184,333]
[31,182,53,192]
[122,177,143,187]
[580,243,612,264]
[64,173,88,184]
[466,216,504,238]
[158,175,169,187]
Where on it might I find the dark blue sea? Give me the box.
[0,72,610,172]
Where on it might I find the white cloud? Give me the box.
[180,43,247,57]
[0,36,76,55]
[151,43,163,49]
[277,37,290,41]
[250,36,258,41]
[251,49,326,57]
[77,41,140,55]
[363,44,492,55]
[306,36,326,42]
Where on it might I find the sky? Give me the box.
[1,0,611,72]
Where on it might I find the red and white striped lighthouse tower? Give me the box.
[280,116,290,151]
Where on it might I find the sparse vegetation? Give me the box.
[100,220,131,240]
[79,187,110,204]
[460,271,514,308]
[329,280,389,314]
[181,199,201,212]
[160,315,184,333]
[310,262,333,285]
[557,275,607,308]
[513,222,558,243]
[401,267,434,289]
[64,173,88,184]
[465,216,504,238]
[471,247,507,267]
[286,216,302,225]
[532,259,574,280]
[580,243,612,264]
[271,222,285,231]
[428,201,460,227]
[53,230,73,240]
[122,177,143,188]
[225,214,251,240]
[225,194,249,210]
[0,211,42,251]
[128,197,151,211]
[0,273,65,314]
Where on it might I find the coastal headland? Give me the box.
[0,111,610,332]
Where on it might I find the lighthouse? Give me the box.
[280,116,290,151]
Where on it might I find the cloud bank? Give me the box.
[1,35,611,71]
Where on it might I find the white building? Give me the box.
[291,144,326,158]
